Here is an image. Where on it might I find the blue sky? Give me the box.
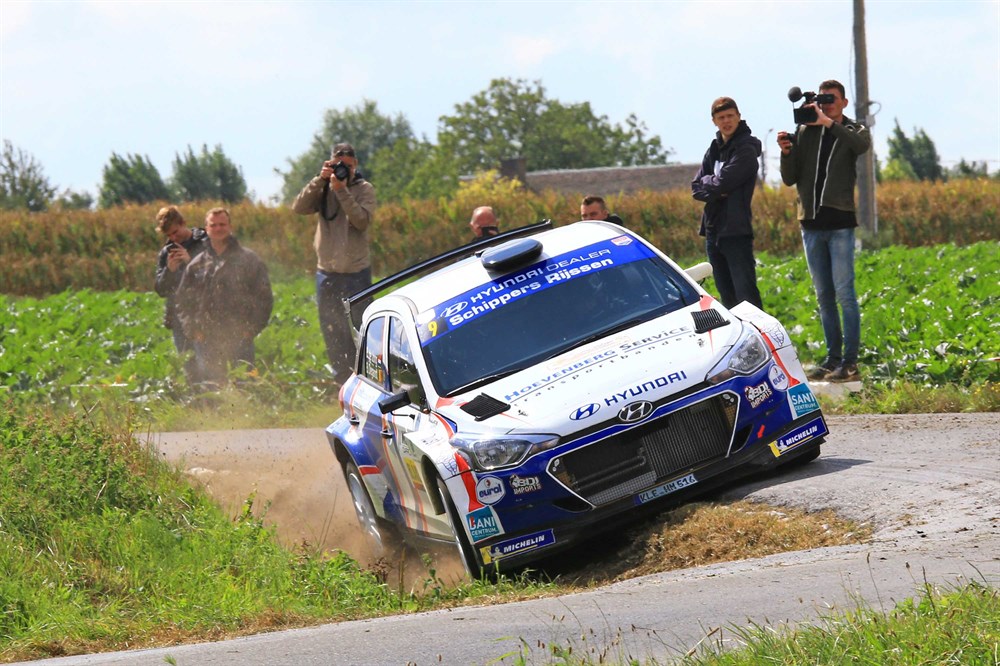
[2,0,998,203]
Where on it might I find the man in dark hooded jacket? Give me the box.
[691,97,763,309]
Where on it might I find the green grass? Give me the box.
[0,404,555,662]
[499,581,999,665]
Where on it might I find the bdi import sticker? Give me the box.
[769,416,827,457]
[481,529,556,564]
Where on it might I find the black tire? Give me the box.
[435,476,484,579]
[784,444,821,468]
[344,461,393,559]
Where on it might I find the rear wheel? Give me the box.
[344,461,392,558]
[435,477,484,579]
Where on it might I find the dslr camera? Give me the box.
[326,160,351,182]
[787,86,836,124]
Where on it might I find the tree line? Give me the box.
[1,77,993,213]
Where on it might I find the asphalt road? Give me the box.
[22,413,1000,666]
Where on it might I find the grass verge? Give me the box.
[0,405,868,662]
[500,581,999,665]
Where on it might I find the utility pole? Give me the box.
[854,0,877,238]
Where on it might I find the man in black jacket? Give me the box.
[176,208,273,387]
[154,206,207,359]
[691,97,763,310]
[580,195,625,226]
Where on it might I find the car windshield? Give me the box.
[417,236,699,396]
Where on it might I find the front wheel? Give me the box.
[344,461,394,559]
[782,444,821,468]
[436,477,484,579]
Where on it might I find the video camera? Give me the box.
[788,87,836,124]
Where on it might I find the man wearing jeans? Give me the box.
[778,79,871,382]
[691,96,763,310]
[292,142,376,382]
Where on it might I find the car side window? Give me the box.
[362,316,388,390]
[388,316,426,407]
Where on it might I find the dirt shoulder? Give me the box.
[149,413,1000,571]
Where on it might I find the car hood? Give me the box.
[438,302,745,434]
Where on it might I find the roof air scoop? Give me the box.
[480,238,543,272]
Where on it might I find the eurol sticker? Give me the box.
[769,364,789,392]
[475,476,506,505]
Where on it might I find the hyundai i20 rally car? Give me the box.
[326,220,827,577]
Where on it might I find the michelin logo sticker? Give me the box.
[770,416,827,457]
[481,529,556,564]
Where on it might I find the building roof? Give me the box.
[523,163,698,197]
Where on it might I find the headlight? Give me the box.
[451,434,560,471]
[706,328,769,384]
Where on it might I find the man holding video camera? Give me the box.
[292,142,376,383]
[778,79,871,382]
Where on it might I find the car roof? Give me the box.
[381,221,633,315]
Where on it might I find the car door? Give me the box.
[381,315,447,537]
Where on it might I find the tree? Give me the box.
[99,152,170,208]
[437,78,671,175]
[277,99,414,203]
[946,158,991,180]
[171,144,248,203]
[880,157,918,183]
[368,137,459,202]
[886,120,943,181]
[54,189,94,210]
[0,140,56,211]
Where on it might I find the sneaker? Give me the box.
[806,358,839,381]
[825,363,860,382]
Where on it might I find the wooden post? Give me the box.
[854,0,878,239]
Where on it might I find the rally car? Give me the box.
[327,220,827,577]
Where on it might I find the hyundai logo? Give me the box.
[440,301,469,318]
[618,401,654,423]
[571,403,600,420]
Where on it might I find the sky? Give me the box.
[2,0,998,204]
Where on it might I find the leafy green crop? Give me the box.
[0,281,331,412]
[757,242,999,385]
[1,243,997,417]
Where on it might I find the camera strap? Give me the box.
[319,180,338,223]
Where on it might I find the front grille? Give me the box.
[550,394,737,506]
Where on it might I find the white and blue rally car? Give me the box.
[327,220,826,576]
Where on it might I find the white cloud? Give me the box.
[505,34,562,68]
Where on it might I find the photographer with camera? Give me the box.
[691,96,763,310]
[154,205,207,375]
[292,142,376,382]
[778,79,871,383]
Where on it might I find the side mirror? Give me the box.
[378,390,410,414]
[686,262,713,284]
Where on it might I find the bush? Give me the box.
[2,179,997,296]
